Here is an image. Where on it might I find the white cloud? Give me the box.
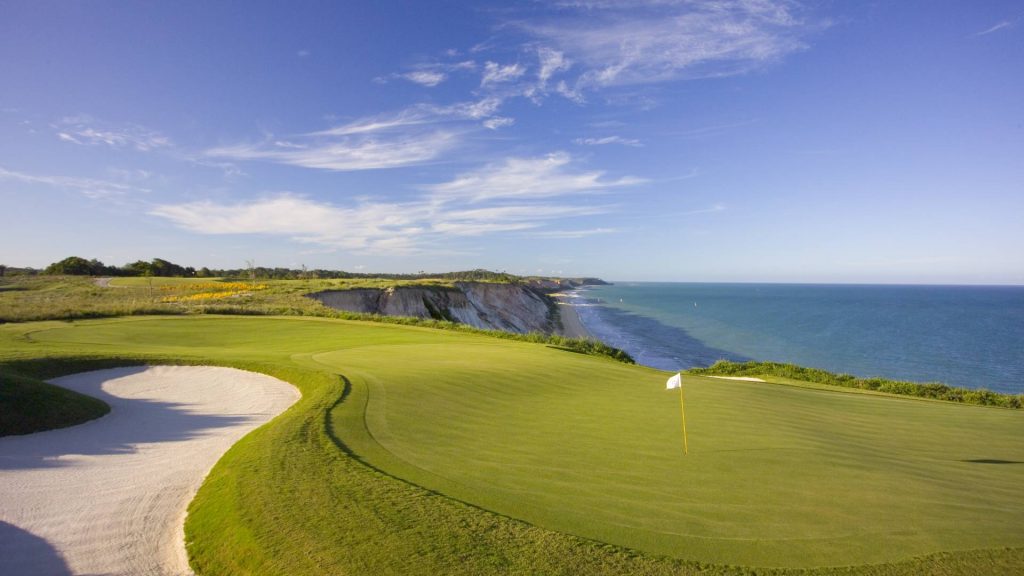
[403,70,448,87]
[312,110,433,137]
[427,151,644,202]
[150,153,640,252]
[529,227,616,238]
[432,97,504,120]
[149,191,611,250]
[526,0,819,88]
[573,135,642,146]
[150,194,430,252]
[537,47,572,87]
[971,20,1013,37]
[0,166,148,200]
[210,96,511,172]
[55,119,171,151]
[555,80,586,103]
[482,61,527,86]
[483,117,515,130]
[206,130,458,172]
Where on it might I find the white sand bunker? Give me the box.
[0,365,299,576]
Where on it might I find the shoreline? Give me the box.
[551,291,593,339]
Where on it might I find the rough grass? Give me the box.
[1,316,1021,574]
[107,276,225,287]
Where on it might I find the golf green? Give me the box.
[3,316,1022,573]
[320,341,1024,567]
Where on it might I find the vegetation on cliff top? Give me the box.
[688,360,1023,409]
[0,275,632,364]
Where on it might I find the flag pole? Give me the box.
[679,381,689,455]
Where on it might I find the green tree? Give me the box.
[45,256,99,275]
[122,260,153,277]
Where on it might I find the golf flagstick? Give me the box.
[666,372,688,455]
[679,383,688,455]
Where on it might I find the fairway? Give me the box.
[2,316,1023,574]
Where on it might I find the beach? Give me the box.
[552,292,591,339]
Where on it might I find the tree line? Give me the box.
[3,257,521,283]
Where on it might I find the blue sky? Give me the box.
[1,1,1022,283]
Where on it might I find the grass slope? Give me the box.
[1,316,1022,574]
[0,365,110,435]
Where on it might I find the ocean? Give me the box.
[568,283,1024,394]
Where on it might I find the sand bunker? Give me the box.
[0,365,299,576]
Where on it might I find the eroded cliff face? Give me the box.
[308,282,558,334]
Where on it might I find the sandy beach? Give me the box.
[552,292,592,339]
[0,365,299,576]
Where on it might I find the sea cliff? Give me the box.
[309,280,595,335]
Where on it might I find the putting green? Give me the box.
[3,316,1023,573]
[318,342,1024,567]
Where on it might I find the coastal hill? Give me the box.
[309,277,605,334]
[3,257,607,336]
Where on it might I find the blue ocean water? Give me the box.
[569,283,1024,394]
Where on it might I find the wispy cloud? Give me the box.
[150,194,428,252]
[150,193,609,251]
[151,153,640,253]
[402,70,448,87]
[529,227,616,238]
[0,166,149,200]
[483,117,515,130]
[427,151,644,202]
[672,119,757,138]
[206,131,458,172]
[55,117,171,151]
[209,97,508,171]
[525,0,820,88]
[971,20,1013,37]
[482,61,527,86]
[573,135,642,147]
[536,47,572,88]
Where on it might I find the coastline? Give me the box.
[552,291,592,339]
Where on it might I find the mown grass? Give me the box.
[1,316,1021,574]
[688,360,1023,408]
[0,363,110,435]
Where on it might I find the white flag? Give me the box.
[666,373,682,390]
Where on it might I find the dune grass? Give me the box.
[1,316,1022,574]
